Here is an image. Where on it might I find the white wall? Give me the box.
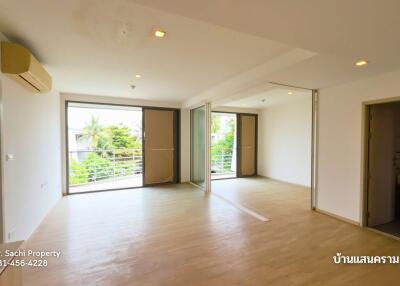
[212,106,260,114]
[317,68,400,223]
[258,98,312,187]
[0,36,62,242]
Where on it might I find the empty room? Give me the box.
[0,1,400,285]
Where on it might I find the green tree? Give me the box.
[105,125,141,150]
[69,158,89,185]
[211,118,235,171]
[212,115,221,134]
[104,125,141,159]
[71,122,142,185]
[81,153,112,182]
[78,116,110,150]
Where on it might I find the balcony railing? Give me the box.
[69,147,234,186]
[211,147,235,174]
[69,148,142,186]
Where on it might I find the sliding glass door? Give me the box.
[190,106,206,187]
[66,102,143,194]
[211,112,237,179]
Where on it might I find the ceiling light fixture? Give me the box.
[288,91,293,95]
[355,60,368,67]
[154,29,166,38]
[135,74,142,78]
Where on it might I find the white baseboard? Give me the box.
[315,208,360,226]
[258,175,311,189]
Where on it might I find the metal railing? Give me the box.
[69,148,142,186]
[211,147,235,174]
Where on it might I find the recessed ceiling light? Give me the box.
[288,91,293,95]
[135,74,142,78]
[355,60,368,67]
[154,29,166,38]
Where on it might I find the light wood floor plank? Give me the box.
[15,178,400,285]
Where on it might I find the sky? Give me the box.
[68,106,142,135]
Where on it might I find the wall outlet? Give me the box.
[6,154,15,161]
[41,181,48,191]
[7,228,15,241]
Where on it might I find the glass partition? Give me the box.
[190,106,206,187]
[67,102,143,193]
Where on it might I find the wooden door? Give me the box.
[237,114,257,177]
[143,108,179,185]
[367,104,396,226]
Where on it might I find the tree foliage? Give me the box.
[69,120,142,186]
[69,159,89,185]
[81,153,112,182]
[211,116,235,171]
[104,125,141,155]
[78,116,109,149]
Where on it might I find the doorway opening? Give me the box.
[210,84,314,211]
[364,101,400,238]
[211,112,237,180]
[66,102,143,193]
[66,102,180,194]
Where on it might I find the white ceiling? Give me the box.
[0,0,290,102]
[132,0,400,106]
[221,87,311,109]
[132,0,400,65]
[1,0,400,106]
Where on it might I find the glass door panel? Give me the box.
[66,102,143,194]
[190,106,206,187]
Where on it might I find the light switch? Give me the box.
[6,154,15,161]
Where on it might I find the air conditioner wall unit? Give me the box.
[1,42,52,93]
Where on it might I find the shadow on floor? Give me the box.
[373,220,400,238]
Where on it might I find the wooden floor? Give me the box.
[18,178,400,285]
